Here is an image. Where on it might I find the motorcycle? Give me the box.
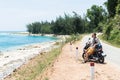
[82,42,106,63]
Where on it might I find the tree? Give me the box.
[107,0,118,17]
[116,0,120,14]
[31,22,41,34]
[86,5,106,32]
[73,12,84,33]
[27,24,33,33]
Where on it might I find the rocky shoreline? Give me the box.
[0,41,59,80]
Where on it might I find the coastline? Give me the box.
[0,40,59,80]
[12,31,70,38]
[0,32,70,80]
[0,31,58,52]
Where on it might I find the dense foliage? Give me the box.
[102,0,120,45]
[107,0,118,17]
[27,21,52,34]
[27,13,87,35]
[86,5,107,32]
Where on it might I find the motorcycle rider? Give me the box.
[91,33,101,47]
[84,33,102,62]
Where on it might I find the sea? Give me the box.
[0,31,57,51]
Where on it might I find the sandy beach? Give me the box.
[0,41,58,80]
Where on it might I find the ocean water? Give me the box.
[0,32,56,51]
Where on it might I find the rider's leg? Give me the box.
[85,52,89,62]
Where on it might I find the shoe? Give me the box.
[82,60,87,63]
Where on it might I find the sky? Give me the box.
[0,0,107,31]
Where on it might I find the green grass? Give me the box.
[44,77,49,80]
[98,34,120,48]
[65,34,84,43]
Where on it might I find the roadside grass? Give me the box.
[44,77,49,80]
[98,34,120,48]
[65,34,85,44]
[5,34,83,80]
